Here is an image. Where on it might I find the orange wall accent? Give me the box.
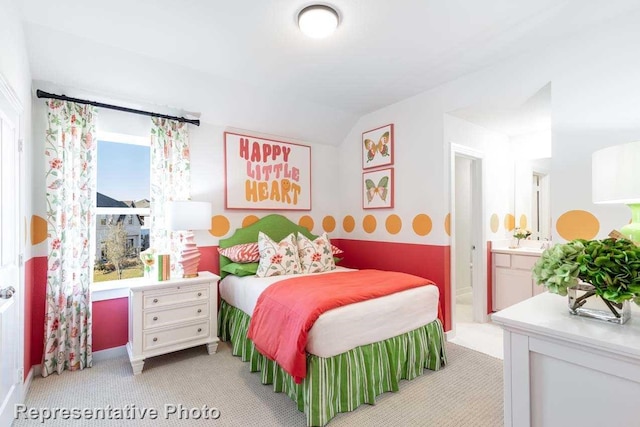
[556,209,600,240]
[242,215,260,228]
[30,215,47,245]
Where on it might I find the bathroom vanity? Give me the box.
[492,245,544,311]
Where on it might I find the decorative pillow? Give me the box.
[297,232,336,274]
[218,242,259,263]
[331,244,344,256]
[221,262,259,277]
[256,232,302,277]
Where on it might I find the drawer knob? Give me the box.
[153,316,158,321]
[197,309,202,314]
[197,328,202,333]
[153,337,158,342]
[153,298,158,303]
[197,292,202,297]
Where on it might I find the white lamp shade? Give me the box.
[298,5,339,39]
[592,141,640,204]
[168,200,211,231]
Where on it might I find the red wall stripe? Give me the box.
[487,241,493,314]
[25,240,456,373]
[332,239,452,331]
[92,298,129,351]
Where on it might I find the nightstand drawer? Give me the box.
[144,286,208,309]
[144,303,209,330]
[143,322,209,351]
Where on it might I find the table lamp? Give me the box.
[592,141,640,242]
[168,200,212,278]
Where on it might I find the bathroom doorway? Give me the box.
[449,144,487,328]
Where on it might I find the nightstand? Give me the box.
[126,271,220,375]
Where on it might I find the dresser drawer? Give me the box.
[144,286,209,309]
[512,255,538,270]
[144,303,209,330]
[143,322,209,351]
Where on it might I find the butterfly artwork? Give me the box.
[362,124,394,169]
[362,168,394,209]
[363,131,390,163]
[365,176,389,203]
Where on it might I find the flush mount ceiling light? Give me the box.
[298,5,339,39]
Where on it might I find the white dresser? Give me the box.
[493,293,640,427]
[127,271,220,375]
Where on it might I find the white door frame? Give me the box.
[449,143,487,336]
[0,73,25,426]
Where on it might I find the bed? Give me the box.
[217,214,447,426]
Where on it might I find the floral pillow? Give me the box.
[297,232,336,274]
[218,242,260,263]
[256,232,302,277]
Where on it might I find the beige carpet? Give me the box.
[14,342,503,426]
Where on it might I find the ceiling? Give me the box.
[17,0,640,144]
[450,83,551,137]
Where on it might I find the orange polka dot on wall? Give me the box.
[210,215,231,237]
[519,214,527,229]
[31,215,47,245]
[322,215,336,233]
[412,214,432,236]
[385,214,402,234]
[556,210,600,241]
[242,215,259,228]
[504,214,515,231]
[343,215,355,233]
[444,213,451,236]
[363,215,377,233]
[298,215,314,232]
[490,213,500,233]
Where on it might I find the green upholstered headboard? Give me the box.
[218,214,317,278]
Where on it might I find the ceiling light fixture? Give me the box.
[298,5,339,39]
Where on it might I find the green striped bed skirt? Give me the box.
[218,299,448,426]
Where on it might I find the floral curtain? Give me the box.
[150,118,191,277]
[43,100,96,377]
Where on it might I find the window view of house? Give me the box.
[94,139,150,283]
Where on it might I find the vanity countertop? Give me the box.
[491,239,547,256]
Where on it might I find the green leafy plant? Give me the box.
[533,238,640,306]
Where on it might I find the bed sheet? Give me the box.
[219,267,440,358]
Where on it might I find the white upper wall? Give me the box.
[338,7,640,244]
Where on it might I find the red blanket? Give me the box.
[246,269,435,384]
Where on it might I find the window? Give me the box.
[93,133,150,283]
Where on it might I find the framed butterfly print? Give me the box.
[363,168,394,209]
[362,123,394,169]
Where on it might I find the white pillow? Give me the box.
[297,232,336,274]
[256,232,302,277]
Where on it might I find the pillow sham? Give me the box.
[297,232,336,274]
[218,242,259,263]
[330,244,344,256]
[256,232,302,277]
[221,262,259,277]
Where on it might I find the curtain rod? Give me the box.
[36,89,200,126]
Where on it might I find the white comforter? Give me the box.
[219,267,440,358]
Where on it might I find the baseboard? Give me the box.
[445,330,456,341]
[21,367,34,401]
[93,345,127,362]
[33,364,41,377]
